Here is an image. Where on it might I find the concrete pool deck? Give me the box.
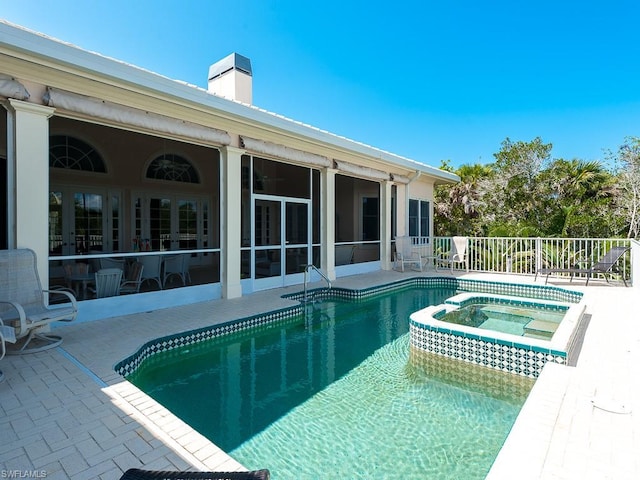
[0,270,638,479]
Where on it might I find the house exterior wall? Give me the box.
[409,179,434,201]
[409,178,435,240]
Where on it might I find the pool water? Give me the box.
[128,287,533,479]
[439,303,565,339]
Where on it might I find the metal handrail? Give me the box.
[303,264,331,302]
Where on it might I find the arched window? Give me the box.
[146,153,199,183]
[49,135,106,172]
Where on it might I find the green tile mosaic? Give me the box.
[118,276,581,379]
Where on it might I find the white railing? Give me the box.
[425,236,632,282]
[407,236,433,258]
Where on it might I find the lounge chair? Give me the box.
[0,249,78,353]
[394,236,422,272]
[435,236,469,273]
[119,468,270,480]
[535,245,630,286]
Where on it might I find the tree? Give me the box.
[612,137,640,238]
[434,162,493,236]
[434,136,628,239]
[479,137,552,235]
[538,158,615,237]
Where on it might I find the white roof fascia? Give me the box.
[0,20,459,184]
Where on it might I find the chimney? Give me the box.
[207,53,253,104]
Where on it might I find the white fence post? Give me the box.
[535,237,542,274]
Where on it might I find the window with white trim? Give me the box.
[146,154,199,183]
[49,135,106,172]
[409,199,429,238]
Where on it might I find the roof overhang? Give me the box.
[0,20,459,185]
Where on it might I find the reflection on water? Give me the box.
[408,347,535,404]
[129,287,453,450]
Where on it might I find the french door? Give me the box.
[134,194,209,264]
[49,187,119,256]
[253,196,310,289]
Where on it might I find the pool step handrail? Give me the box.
[303,264,331,302]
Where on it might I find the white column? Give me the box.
[322,168,337,280]
[429,195,435,242]
[396,183,408,236]
[380,180,393,270]
[6,99,54,284]
[220,146,244,298]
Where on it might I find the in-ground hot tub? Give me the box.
[435,295,569,339]
[410,292,587,378]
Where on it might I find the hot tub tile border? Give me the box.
[410,319,568,378]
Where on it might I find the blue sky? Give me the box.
[2,0,639,169]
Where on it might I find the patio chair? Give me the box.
[100,257,126,270]
[162,253,191,287]
[119,469,270,480]
[137,255,163,290]
[0,248,78,353]
[535,245,630,286]
[435,236,469,273]
[255,250,281,277]
[62,262,92,298]
[92,268,123,298]
[335,244,356,265]
[120,261,145,294]
[394,236,422,272]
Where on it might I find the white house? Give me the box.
[0,20,458,321]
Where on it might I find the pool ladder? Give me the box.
[302,264,331,303]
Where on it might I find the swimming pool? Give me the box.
[119,279,563,479]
